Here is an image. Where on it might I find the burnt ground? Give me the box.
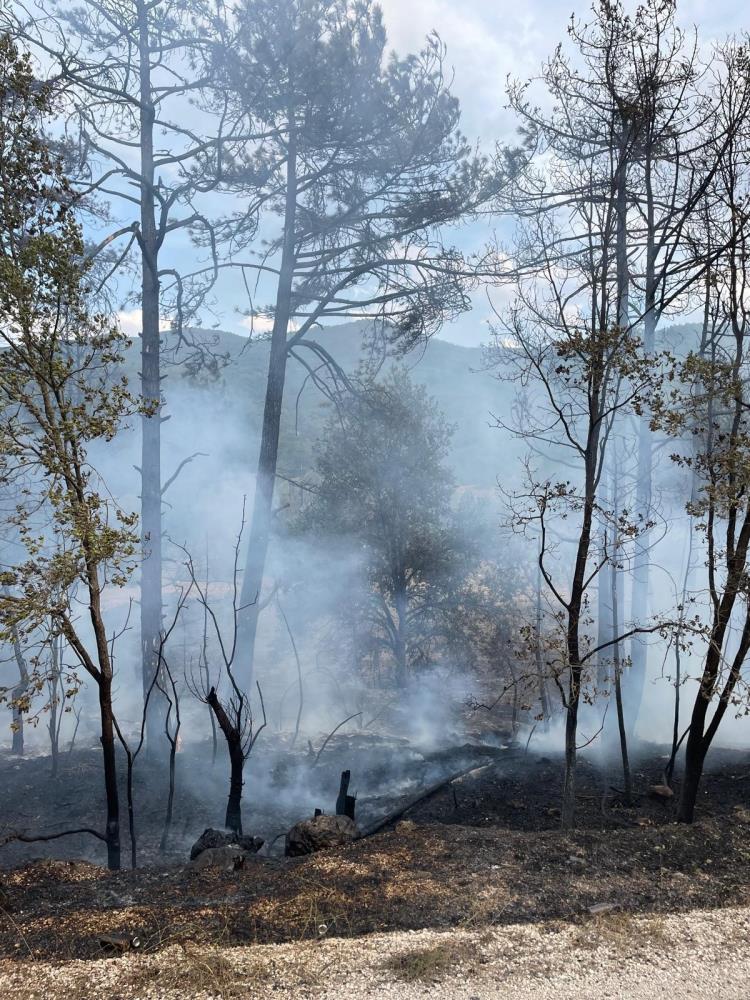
[1,734,750,963]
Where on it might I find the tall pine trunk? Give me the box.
[137,0,164,747]
[238,134,298,683]
[628,149,657,731]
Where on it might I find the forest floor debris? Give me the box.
[1,738,750,984]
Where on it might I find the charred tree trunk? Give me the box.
[677,575,750,822]
[98,675,121,870]
[677,728,706,824]
[207,687,245,835]
[561,386,602,829]
[238,134,298,685]
[336,769,356,820]
[160,743,177,852]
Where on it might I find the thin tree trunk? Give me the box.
[207,687,245,835]
[160,739,177,852]
[535,548,550,729]
[6,598,28,755]
[610,502,631,805]
[237,133,298,685]
[137,0,165,749]
[48,635,62,777]
[677,730,706,824]
[225,743,244,835]
[561,687,579,828]
[561,408,601,829]
[98,675,121,870]
[667,518,694,786]
[11,689,24,755]
[677,573,750,821]
[393,587,409,687]
[628,149,657,732]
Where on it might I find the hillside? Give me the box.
[140,322,517,493]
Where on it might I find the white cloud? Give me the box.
[116,309,172,336]
[239,313,274,334]
[239,314,299,335]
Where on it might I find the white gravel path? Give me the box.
[1,903,749,999]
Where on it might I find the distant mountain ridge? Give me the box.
[139,321,515,491]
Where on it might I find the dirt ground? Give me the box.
[1,736,750,973]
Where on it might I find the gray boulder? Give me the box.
[285,814,360,857]
[189,827,263,861]
[190,845,247,871]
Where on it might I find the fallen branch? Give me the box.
[358,762,494,840]
[1,826,106,846]
[310,712,362,767]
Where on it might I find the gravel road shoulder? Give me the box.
[2,902,749,999]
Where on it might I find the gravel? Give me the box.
[1,903,749,999]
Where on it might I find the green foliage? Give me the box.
[0,34,139,661]
[216,0,497,343]
[298,367,463,677]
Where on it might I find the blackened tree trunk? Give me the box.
[207,686,245,835]
[677,568,750,822]
[225,743,244,834]
[98,674,121,870]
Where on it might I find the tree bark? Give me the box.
[237,132,298,684]
[207,687,245,835]
[628,147,657,732]
[677,730,705,823]
[137,0,165,749]
[98,675,121,870]
[610,500,631,805]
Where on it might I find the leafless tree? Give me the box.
[652,41,750,821]
[183,504,267,835]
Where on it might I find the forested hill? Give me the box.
[136,321,515,492]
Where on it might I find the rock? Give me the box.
[285,814,360,857]
[190,845,247,871]
[189,827,263,861]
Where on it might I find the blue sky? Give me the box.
[108,0,742,349]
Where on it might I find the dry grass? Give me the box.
[125,943,254,998]
[571,911,669,953]
[381,939,475,983]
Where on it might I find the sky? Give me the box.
[373,0,743,347]
[110,0,745,350]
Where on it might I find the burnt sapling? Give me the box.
[182,502,267,835]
